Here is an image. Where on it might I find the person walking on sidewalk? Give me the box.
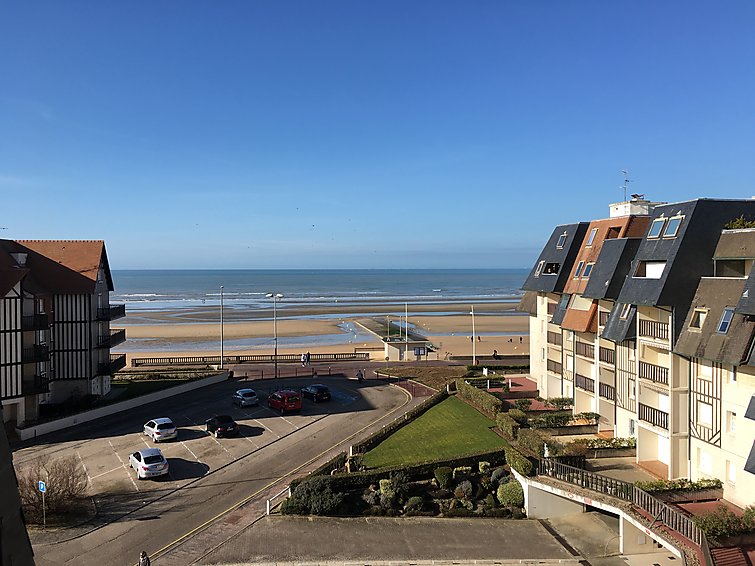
[139,551,151,566]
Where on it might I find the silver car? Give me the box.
[129,448,169,480]
[143,417,178,442]
[232,388,259,407]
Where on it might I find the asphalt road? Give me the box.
[21,370,412,566]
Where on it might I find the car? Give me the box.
[232,388,259,407]
[300,384,331,403]
[267,390,302,414]
[205,414,238,437]
[143,417,178,442]
[129,448,169,480]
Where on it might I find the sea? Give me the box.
[112,268,528,318]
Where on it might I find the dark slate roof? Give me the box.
[713,229,755,259]
[582,238,642,300]
[601,303,637,342]
[674,278,754,365]
[550,294,571,326]
[746,442,755,476]
[736,262,755,316]
[517,291,538,316]
[746,396,755,421]
[617,199,755,343]
[522,223,590,293]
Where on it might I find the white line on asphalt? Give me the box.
[76,451,92,484]
[253,418,279,438]
[109,440,139,492]
[180,440,202,464]
[183,414,235,461]
[89,466,122,480]
[279,415,298,428]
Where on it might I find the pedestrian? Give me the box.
[493,349,500,360]
[356,369,364,381]
[139,551,151,566]
[519,336,523,343]
[305,351,311,366]
[301,353,306,367]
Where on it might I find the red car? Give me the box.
[267,390,302,414]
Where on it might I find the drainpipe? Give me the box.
[613,341,618,438]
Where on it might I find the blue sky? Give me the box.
[2,1,755,269]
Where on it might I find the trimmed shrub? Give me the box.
[507,408,528,424]
[563,439,589,457]
[379,478,395,502]
[497,481,524,508]
[575,412,600,424]
[484,493,497,508]
[282,476,345,515]
[547,397,573,410]
[516,428,549,457]
[586,437,636,449]
[454,480,473,501]
[490,466,508,485]
[478,461,491,474]
[455,379,504,416]
[496,413,520,439]
[434,466,453,489]
[504,446,534,476]
[530,412,572,429]
[453,466,472,480]
[636,478,722,493]
[514,399,533,411]
[390,470,410,501]
[693,505,755,542]
[404,496,424,513]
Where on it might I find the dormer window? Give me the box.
[586,228,598,247]
[619,303,633,319]
[717,308,735,334]
[582,263,594,278]
[690,309,707,330]
[535,261,545,277]
[647,218,666,239]
[556,232,567,249]
[543,262,560,275]
[574,261,585,278]
[634,260,666,279]
[663,216,683,238]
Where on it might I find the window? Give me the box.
[606,226,621,239]
[727,411,737,433]
[558,294,570,310]
[543,262,560,274]
[534,261,544,277]
[698,401,713,427]
[717,308,735,334]
[574,261,585,278]
[647,218,666,239]
[663,216,683,238]
[629,381,636,399]
[620,303,632,319]
[586,228,598,247]
[582,263,594,278]
[541,348,545,361]
[634,260,666,279]
[556,232,567,249]
[628,418,635,435]
[690,309,707,329]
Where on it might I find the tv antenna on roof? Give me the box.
[621,169,632,201]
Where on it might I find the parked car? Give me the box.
[232,388,259,407]
[129,448,169,480]
[205,414,238,437]
[143,417,178,442]
[300,384,331,403]
[267,390,302,414]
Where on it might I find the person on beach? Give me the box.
[301,353,306,367]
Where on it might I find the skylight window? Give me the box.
[647,218,666,239]
[586,228,598,247]
[690,309,707,329]
[582,263,594,278]
[556,232,567,249]
[663,216,683,238]
[620,303,632,319]
[534,261,544,277]
[574,261,584,278]
[717,308,735,334]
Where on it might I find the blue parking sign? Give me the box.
[38,481,46,493]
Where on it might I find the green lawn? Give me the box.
[361,395,506,469]
[110,378,193,401]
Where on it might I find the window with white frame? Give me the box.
[556,232,567,249]
[663,216,683,238]
[698,401,713,428]
[574,261,585,278]
[647,218,666,239]
[717,308,735,334]
[620,303,632,319]
[535,261,544,277]
[726,411,737,433]
[582,263,594,278]
[690,309,707,330]
[634,260,666,279]
[586,228,598,247]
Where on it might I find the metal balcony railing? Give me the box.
[575,341,595,359]
[638,319,669,341]
[97,304,126,321]
[599,382,615,400]
[22,374,50,395]
[547,331,562,346]
[98,353,126,376]
[22,344,49,363]
[599,346,615,365]
[638,402,669,430]
[547,359,562,375]
[638,361,669,385]
[575,373,595,393]
[97,328,127,349]
[21,313,50,331]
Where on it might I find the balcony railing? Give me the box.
[575,341,595,359]
[97,304,126,321]
[22,344,49,363]
[638,361,669,385]
[599,382,615,401]
[547,303,556,316]
[575,373,595,393]
[547,331,562,346]
[547,359,562,375]
[599,311,610,326]
[21,313,50,331]
[638,402,669,430]
[599,346,615,365]
[99,353,126,376]
[22,374,50,395]
[97,328,127,349]
[638,319,669,341]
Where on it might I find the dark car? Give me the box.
[205,415,238,437]
[301,384,331,403]
[267,390,302,414]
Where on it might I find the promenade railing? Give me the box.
[131,352,370,367]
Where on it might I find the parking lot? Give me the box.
[14,377,363,503]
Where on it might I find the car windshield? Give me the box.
[156,423,174,430]
[287,396,300,403]
[315,387,328,392]
[144,455,163,465]
[242,391,255,397]
[216,415,234,423]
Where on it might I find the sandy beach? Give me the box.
[116,300,529,364]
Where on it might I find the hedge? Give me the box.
[507,408,528,424]
[529,412,572,429]
[504,445,534,476]
[636,478,722,493]
[467,365,529,374]
[456,379,504,417]
[495,413,520,439]
[585,437,636,449]
[517,429,551,457]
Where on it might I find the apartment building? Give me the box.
[522,198,755,504]
[0,240,125,428]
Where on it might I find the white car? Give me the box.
[232,388,259,407]
[143,417,178,442]
[129,448,169,480]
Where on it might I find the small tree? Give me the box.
[497,480,524,508]
[16,455,88,521]
[515,399,532,412]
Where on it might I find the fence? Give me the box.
[131,352,370,367]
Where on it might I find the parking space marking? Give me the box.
[182,414,236,461]
[89,466,123,481]
[76,451,92,484]
[253,418,279,438]
[109,440,139,492]
[279,415,298,428]
[179,440,203,466]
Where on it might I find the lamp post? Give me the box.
[405,302,409,361]
[220,286,224,369]
[266,293,283,381]
[470,305,476,366]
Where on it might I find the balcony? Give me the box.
[638,361,669,386]
[638,402,669,430]
[547,331,562,346]
[22,374,50,395]
[638,319,669,341]
[22,344,49,363]
[98,353,126,376]
[547,303,556,317]
[575,373,595,393]
[575,341,595,359]
[97,304,126,321]
[599,346,615,365]
[547,359,562,375]
[598,311,610,327]
[599,382,615,401]
[21,313,50,331]
[97,328,127,349]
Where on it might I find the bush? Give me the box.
[575,412,600,424]
[507,408,528,424]
[490,467,508,485]
[496,413,520,439]
[434,466,453,489]
[282,476,345,516]
[693,505,755,542]
[454,480,473,501]
[585,437,636,449]
[547,397,573,410]
[530,412,572,429]
[504,446,534,476]
[455,379,504,416]
[484,493,497,508]
[497,481,524,508]
[453,466,472,480]
[516,429,550,457]
[636,478,722,493]
[379,478,395,502]
[390,470,410,501]
[404,496,424,512]
[17,455,88,520]
[563,439,589,457]
[478,461,491,474]
[515,399,533,411]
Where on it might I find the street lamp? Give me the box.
[470,305,476,366]
[220,286,224,369]
[266,293,284,380]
